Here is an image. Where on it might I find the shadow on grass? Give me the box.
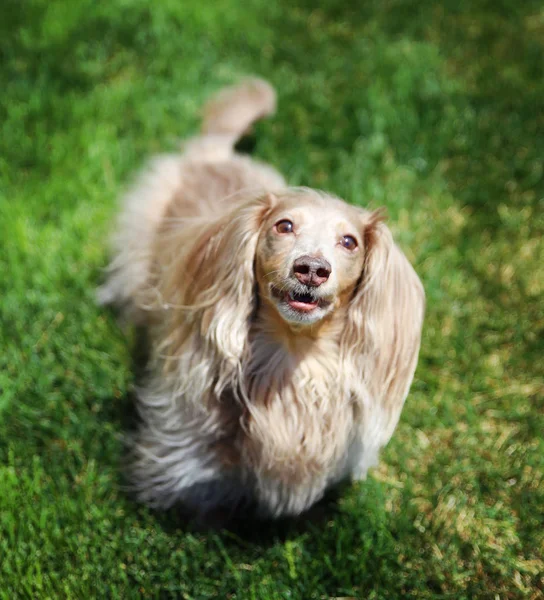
[151,482,351,547]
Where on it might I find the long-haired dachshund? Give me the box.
[99,79,425,518]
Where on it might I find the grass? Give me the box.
[1,0,543,597]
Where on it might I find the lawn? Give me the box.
[1,0,543,597]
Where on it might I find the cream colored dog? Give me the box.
[99,79,425,518]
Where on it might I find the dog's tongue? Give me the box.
[287,292,318,312]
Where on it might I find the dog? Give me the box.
[98,79,425,518]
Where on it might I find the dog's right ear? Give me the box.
[154,192,277,381]
[341,212,425,475]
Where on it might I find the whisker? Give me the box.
[263,268,285,278]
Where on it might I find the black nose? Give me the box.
[293,255,332,287]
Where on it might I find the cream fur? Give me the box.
[99,79,425,518]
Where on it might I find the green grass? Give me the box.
[1,0,543,597]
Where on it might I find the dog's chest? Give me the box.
[238,336,354,483]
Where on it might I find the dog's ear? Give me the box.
[342,211,425,474]
[155,192,277,379]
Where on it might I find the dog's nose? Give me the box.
[293,255,332,287]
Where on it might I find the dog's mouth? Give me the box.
[271,286,331,316]
[285,290,319,312]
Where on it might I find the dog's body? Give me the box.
[99,79,425,518]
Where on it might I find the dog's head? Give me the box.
[255,190,373,326]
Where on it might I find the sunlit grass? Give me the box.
[1,0,543,597]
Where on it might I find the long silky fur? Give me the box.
[100,79,425,518]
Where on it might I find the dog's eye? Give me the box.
[275,219,294,234]
[341,235,358,251]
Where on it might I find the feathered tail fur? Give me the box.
[182,78,277,161]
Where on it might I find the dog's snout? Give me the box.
[293,255,332,287]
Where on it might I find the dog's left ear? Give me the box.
[158,192,277,375]
[343,211,425,473]
[198,192,277,361]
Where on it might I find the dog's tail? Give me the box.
[202,78,276,138]
[184,78,276,160]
